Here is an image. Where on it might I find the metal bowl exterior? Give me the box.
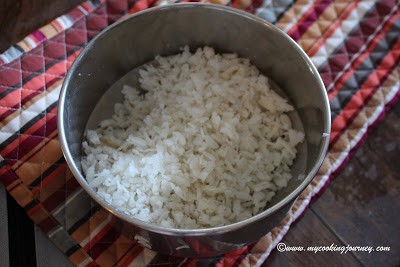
[58,3,330,257]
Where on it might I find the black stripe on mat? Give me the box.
[67,204,102,235]
[329,17,400,120]
[29,157,65,188]
[273,0,296,24]
[0,102,58,152]
[0,45,83,103]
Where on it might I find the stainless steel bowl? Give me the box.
[58,3,330,257]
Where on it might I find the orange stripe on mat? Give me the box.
[14,134,61,186]
[71,210,112,245]
[83,222,114,251]
[0,88,20,109]
[330,38,400,144]
[69,248,95,267]
[95,235,139,267]
[118,245,144,267]
[30,164,69,200]
[328,12,400,100]
[306,1,359,56]
[286,0,332,37]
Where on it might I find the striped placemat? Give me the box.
[0,0,399,266]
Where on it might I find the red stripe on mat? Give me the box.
[330,38,400,146]
[1,115,52,160]
[118,246,145,267]
[0,88,20,109]
[0,56,78,126]
[327,11,400,99]
[20,90,42,108]
[214,246,249,267]
[41,175,80,212]
[307,1,359,57]
[38,213,60,233]
[0,107,17,126]
[12,132,59,173]
[88,227,120,260]
[287,0,333,41]
[0,165,20,188]
[83,220,114,251]
[30,163,64,195]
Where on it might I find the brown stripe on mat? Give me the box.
[94,235,137,267]
[286,0,334,41]
[40,174,80,212]
[18,46,81,92]
[328,13,400,120]
[306,1,360,57]
[37,165,74,199]
[0,59,71,136]
[318,0,393,88]
[8,182,36,208]
[326,3,399,99]
[0,108,18,132]
[13,130,58,169]
[0,108,20,130]
[0,81,61,155]
[263,64,400,262]
[27,106,58,137]
[3,167,61,233]
[71,209,112,246]
[85,222,119,260]
[27,202,55,225]
[145,248,185,267]
[29,156,64,189]
[38,216,61,234]
[20,89,42,108]
[246,235,274,266]
[48,187,94,230]
[69,247,95,266]
[0,161,22,188]
[329,62,400,168]
[116,242,144,267]
[297,1,356,53]
[0,107,58,162]
[330,38,400,147]
[13,136,61,187]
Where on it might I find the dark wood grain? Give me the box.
[264,210,361,266]
[0,0,85,52]
[311,103,400,267]
[268,103,400,266]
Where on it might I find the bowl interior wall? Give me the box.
[62,5,328,213]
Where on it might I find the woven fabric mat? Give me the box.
[0,0,399,266]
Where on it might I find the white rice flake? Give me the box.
[82,46,304,229]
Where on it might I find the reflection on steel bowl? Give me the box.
[58,3,330,257]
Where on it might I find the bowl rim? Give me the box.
[58,2,331,236]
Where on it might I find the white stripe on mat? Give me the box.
[79,213,113,247]
[254,63,400,267]
[326,4,399,92]
[276,0,317,33]
[128,249,157,267]
[311,0,376,68]
[0,84,61,145]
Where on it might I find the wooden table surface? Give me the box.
[0,1,399,266]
